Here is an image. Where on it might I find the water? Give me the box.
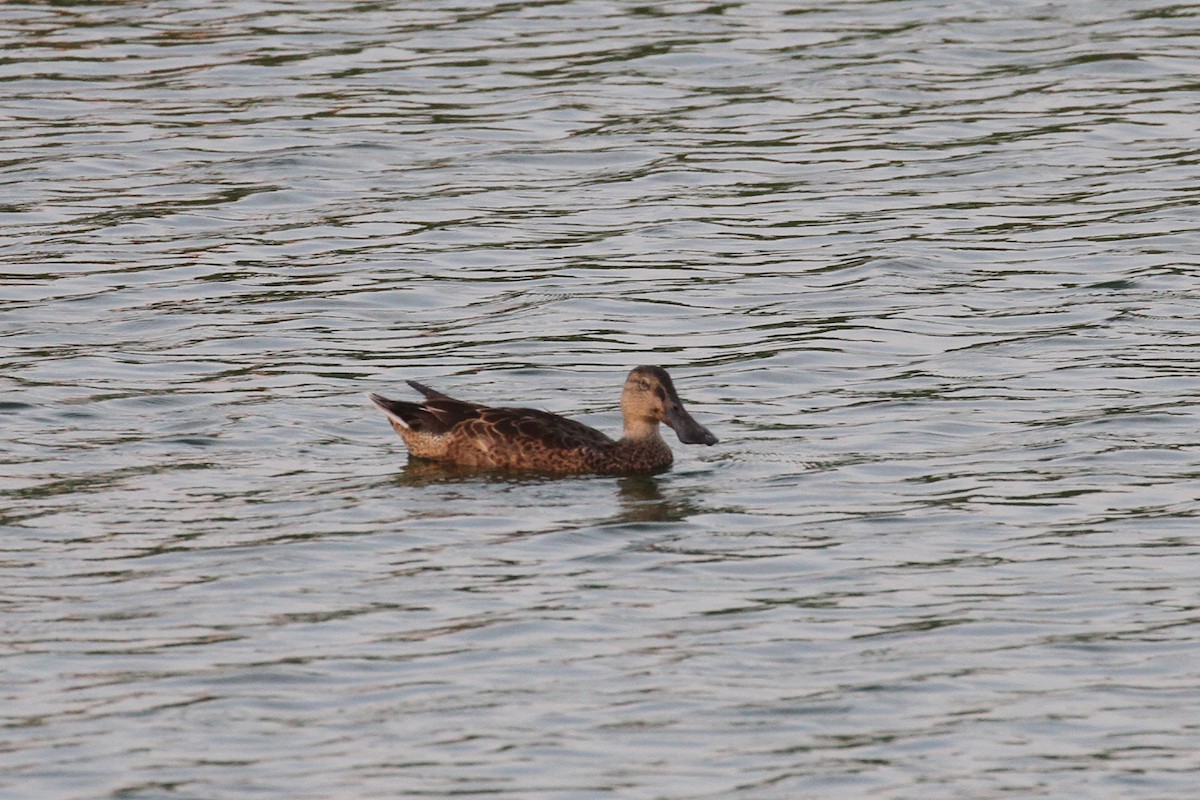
[4,1,1200,797]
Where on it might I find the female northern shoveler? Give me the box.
[368,365,718,475]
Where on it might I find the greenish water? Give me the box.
[3,2,1200,798]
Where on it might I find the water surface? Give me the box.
[3,1,1200,798]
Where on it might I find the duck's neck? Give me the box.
[611,419,673,472]
[622,417,663,442]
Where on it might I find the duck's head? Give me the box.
[620,365,718,446]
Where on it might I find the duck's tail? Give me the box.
[367,392,419,430]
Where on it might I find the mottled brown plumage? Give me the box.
[368,366,718,475]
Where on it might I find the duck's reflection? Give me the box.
[389,458,703,524]
[614,475,702,523]
[392,457,540,487]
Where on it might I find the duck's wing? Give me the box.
[373,383,614,451]
[473,407,615,451]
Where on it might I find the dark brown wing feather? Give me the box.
[374,384,613,452]
[420,398,486,431]
[405,382,612,451]
[475,407,614,451]
[406,380,457,401]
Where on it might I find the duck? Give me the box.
[368,365,718,475]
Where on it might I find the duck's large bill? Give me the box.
[664,403,718,446]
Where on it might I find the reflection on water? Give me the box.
[4,1,1200,799]
[394,460,702,525]
[392,457,562,487]
[616,474,707,524]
